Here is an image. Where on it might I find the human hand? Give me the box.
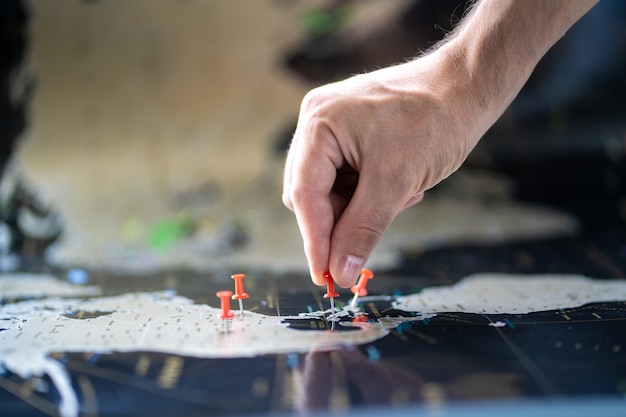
[283,48,487,288]
[282,0,598,289]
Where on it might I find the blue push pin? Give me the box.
[67,268,89,285]
[366,345,381,363]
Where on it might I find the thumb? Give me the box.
[328,171,406,288]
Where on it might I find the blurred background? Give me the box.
[1,0,625,275]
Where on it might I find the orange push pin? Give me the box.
[231,273,249,314]
[353,312,369,323]
[350,268,374,308]
[323,271,339,313]
[216,290,235,319]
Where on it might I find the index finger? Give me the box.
[285,125,344,285]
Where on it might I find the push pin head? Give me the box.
[353,312,369,323]
[230,273,249,315]
[323,271,339,316]
[322,271,339,299]
[216,290,235,319]
[350,268,374,309]
[351,268,374,297]
[230,274,249,300]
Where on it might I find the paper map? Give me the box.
[2,273,626,417]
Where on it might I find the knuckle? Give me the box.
[300,87,327,112]
[287,183,310,208]
[351,210,391,248]
[355,224,384,244]
[300,86,339,123]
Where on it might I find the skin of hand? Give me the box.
[283,0,599,288]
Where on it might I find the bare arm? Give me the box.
[442,0,599,139]
[283,0,598,288]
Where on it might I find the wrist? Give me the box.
[434,0,599,136]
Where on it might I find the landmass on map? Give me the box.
[3,273,626,417]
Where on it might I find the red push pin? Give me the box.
[230,273,249,314]
[353,312,369,323]
[323,270,339,313]
[350,268,374,308]
[216,290,235,320]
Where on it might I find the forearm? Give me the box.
[438,0,599,138]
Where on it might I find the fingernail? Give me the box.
[337,255,363,286]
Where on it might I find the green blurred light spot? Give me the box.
[147,214,194,251]
[301,6,349,36]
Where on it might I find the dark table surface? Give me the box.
[2,214,626,417]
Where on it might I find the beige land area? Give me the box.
[17,0,577,273]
